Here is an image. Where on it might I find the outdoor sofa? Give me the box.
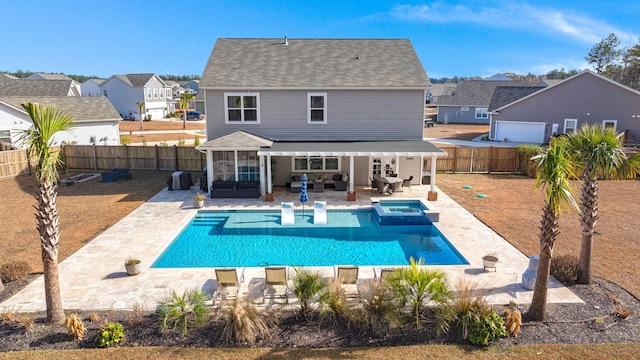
[210,180,260,198]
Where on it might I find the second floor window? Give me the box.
[147,88,152,99]
[308,93,327,123]
[153,88,158,99]
[475,107,488,119]
[225,93,259,123]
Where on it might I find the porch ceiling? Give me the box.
[257,140,448,157]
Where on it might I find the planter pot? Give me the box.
[522,255,539,290]
[193,199,204,208]
[125,260,141,276]
[482,255,498,271]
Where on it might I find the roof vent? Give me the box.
[283,36,288,46]
[356,53,360,60]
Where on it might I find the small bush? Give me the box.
[96,321,125,347]
[194,135,200,147]
[551,254,578,285]
[516,144,543,177]
[177,137,186,146]
[157,288,209,337]
[120,136,131,145]
[159,140,169,147]
[65,313,86,340]
[0,312,34,335]
[0,260,32,282]
[467,309,507,346]
[291,267,325,318]
[127,302,148,326]
[217,298,274,344]
[141,137,147,146]
[504,307,522,338]
[435,278,490,341]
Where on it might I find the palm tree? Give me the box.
[135,101,145,132]
[564,125,640,284]
[526,139,578,321]
[19,102,73,324]
[179,93,194,129]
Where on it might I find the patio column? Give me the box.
[428,154,438,201]
[206,149,214,196]
[233,150,239,181]
[259,155,266,197]
[348,155,356,201]
[264,155,274,201]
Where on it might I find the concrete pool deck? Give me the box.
[0,184,582,312]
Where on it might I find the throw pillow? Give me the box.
[342,173,348,182]
[333,173,342,181]
[292,175,301,182]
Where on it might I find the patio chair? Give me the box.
[375,179,390,195]
[374,267,395,283]
[402,175,414,192]
[264,266,290,303]
[215,267,245,300]
[314,200,327,224]
[334,265,360,299]
[369,177,379,194]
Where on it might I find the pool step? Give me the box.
[192,215,228,227]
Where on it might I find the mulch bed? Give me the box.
[1,276,638,351]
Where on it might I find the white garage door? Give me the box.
[495,121,545,143]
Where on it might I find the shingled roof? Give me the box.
[488,86,544,111]
[0,96,121,122]
[0,78,77,96]
[200,38,430,89]
[437,80,533,107]
[28,73,73,81]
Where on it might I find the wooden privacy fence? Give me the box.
[0,149,32,179]
[63,145,206,171]
[423,145,521,173]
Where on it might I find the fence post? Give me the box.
[173,145,178,171]
[452,146,457,173]
[93,144,97,171]
[125,145,130,169]
[155,145,160,171]
[488,146,493,173]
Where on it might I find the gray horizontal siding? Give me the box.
[206,90,425,141]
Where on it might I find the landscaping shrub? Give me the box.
[156,287,209,337]
[353,279,401,336]
[0,312,34,335]
[0,260,32,282]
[291,267,325,318]
[177,137,185,146]
[96,321,125,347]
[551,254,578,285]
[467,308,507,345]
[65,313,85,340]
[159,140,169,146]
[217,297,274,344]
[517,144,543,177]
[385,257,451,328]
[435,278,491,341]
[194,135,200,146]
[120,136,131,145]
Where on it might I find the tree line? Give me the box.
[0,70,200,83]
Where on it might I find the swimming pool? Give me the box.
[152,209,468,268]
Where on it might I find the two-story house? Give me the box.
[197,38,446,201]
[100,73,171,120]
[436,79,535,124]
[81,78,106,96]
[489,70,640,144]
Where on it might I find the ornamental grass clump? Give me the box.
[65,313,85,340]
[318,279,352,326]
[217,297,274,344]
[353,279,401,336]
[157,287,209,337]
[435,278,490,341]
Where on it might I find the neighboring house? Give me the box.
[0,74,18,79]
[426,83,456,104]
[181,80,200,93]
[27,73,81,95]
[81,78,105,96]
[436,79,533,124]
[536,78,565,87]
[489,70,640,144]
[100,73,170,120]
[0,96,121,148]
[0,77,81,96]
[197,38,447,201]
[194,91,205,113]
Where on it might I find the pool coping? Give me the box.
[0,185,583,312]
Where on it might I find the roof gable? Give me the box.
[488,86,544,111]
[198,130,274,149]
[201,38,430,89]
[0,96,121,121]
[0,78,76,96]
[493,70,640,112]
[437,80,533,106]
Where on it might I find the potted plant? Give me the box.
[482,254,499,270]
[125,257,141,276]
[193,193,206,208]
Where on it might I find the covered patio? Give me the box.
[197,131,448,202]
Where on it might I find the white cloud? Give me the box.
[388,2,633,45]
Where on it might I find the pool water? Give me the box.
[152,209,468,268]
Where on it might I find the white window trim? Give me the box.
[602,119,617,130]
[564,119,578,134]
[146,88,152,99]
[224,92,260,123]
[153,88,158,99]
[461,106,469,111]
[307,92,327,124]
[291,156,341,172]
[475,107,488,119]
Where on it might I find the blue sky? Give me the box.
[2,1,638,79]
